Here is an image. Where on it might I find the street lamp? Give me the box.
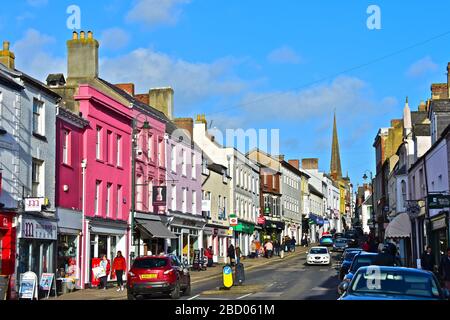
[362,170,376,235]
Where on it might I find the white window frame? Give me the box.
[171,186,177,210]
[63,129,70,165]
[191,153,196,180]
[32,159,44,197]
[171,144,176,172]
[116,134,122,167]
[182,188,187,213]
[148,179,153,213]
[106,183,112,217]
[95,180,101,216]
[147,134,153,162]
[182,149,187,176]
[116,185,122,219]
[192,190,196,214]
[33,99,45,136]
[96,126,102,160]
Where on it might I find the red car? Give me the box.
[127,255,191,300]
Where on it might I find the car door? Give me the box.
[171,255,185,286]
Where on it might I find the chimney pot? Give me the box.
[80,31,85,39]
[72,31,78,40]
[3,41,9,51]
[87,31,93,39]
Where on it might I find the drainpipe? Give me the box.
[80,159,87,289]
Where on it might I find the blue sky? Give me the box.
[2,0,450,187]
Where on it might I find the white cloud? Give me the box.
[239,76,370,121]
[27,0,48,7]
[267,46,302,64]
[12,29,65,81]
[100,48,249,111]
[406,56,438,78]
[100,28,130,50]
[126,0,190,28]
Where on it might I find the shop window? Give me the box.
[57,234,78,279]
[116,185,123,219]
[98,235,108,258]
[33,99,44,136]
[116,134,122,167]
[62,129,71,165]
[96,126,102,160]
[32,158,44,197]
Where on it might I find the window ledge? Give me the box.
[62,163,73,169]
[32,132,47,142]
[96,159,105,164]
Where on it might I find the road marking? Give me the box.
[267,282,276,288]
[319,268,329,271]
[312,287,330,291]
[187,294,200,300]
[251,292,283,298]
[237,293,253,300]
[197,297,229,300]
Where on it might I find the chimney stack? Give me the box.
[174,118,194,141]
[67,30,99,79]
[149,87,174,120]
[115,83,135,96]
[0,41,15,69]
[135,93,150,106]
[288,159,300,170]
[301,158,319,170]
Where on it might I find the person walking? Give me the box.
[112,251,126,292]
[235,246,241,265]
[98,254,110,290]
[291,237,296,252]
[251,241,257,258]
[273,240,280,257]
[362,241,371,252]
[205,246,213,267]
[227,243,236,266]
[264,240,273,258]
[420,246,434,272]
[438,248,450,290]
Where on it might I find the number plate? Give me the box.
[140,274,157,279]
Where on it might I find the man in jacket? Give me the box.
[420,246,434,272]
[439,248,450,290]
[227,244,235,266]
[205,246,214,267]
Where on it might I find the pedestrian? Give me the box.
[112,251,126,292]
[235,246,241,265]
[438,248,450,290]
[227,243,235,266]
[98,254,110,290]
[420,246,434,272]
[377,239,385,253]
[362,241,370,252]
[291,237,296,252]
[205,246,213,267]
[264,240,273,258]
[273,240,279,256]
[251,241,257,258]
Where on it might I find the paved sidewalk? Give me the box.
[49,245,311,300]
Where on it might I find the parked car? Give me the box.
[333,232,344,240]
[338,251,402,294]
[339,248,363,280]
[346,237,359,248]
[127,255,191,300]
[307,246,331,265]
[332,238,349,252]
[339,266,450,300]
[319,235,334,247]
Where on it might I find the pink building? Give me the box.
[74,84,133,287]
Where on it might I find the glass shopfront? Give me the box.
[57,234,78,279]
[17,239,55,277]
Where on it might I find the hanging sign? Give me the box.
[257,215,266,225]
[19,272,38,300]
[152,186,167,207]
[229,214,238,226]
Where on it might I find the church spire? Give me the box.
[330,111,342,181]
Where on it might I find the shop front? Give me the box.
[85,219,129,285]
[203,226,232,263]
[168,212,207,265]
[429,212,449,263]
[233,221,255,256]
[135,213,177,256]
[0,213,15,277]
[261,220,285,243]
[16,215,57,288]
[56,207,81,288]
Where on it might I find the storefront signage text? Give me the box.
[24,198,45,212]
[20,218,57,240]
[428,194,450,210]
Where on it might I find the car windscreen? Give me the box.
[344,251,358,262]
[310,248,328,254]
[350,256,376,272]
[350,270,441,298]
[336,238,348,244]
[132,258,168,269]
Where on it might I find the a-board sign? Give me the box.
[19,271,38,300]
[39,273,57,299]
[0,275,10,300]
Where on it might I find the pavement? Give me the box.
[49,246,320,300]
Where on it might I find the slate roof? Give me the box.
[413,123,430,136]
[430,99,450,112]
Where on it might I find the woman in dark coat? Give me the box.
[420,246,434,271]
[227,244,236,266]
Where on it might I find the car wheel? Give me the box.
[127,293,136,300]
[183,282,191,296]
[170,282,181,299]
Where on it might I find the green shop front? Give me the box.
[261,219,285,243]
[233,221,255,257]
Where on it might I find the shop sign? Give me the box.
[24,198,45,212]
[431,217,447,231]
[264,207,270,214]
[19,218,57,240]
[152,186,167,207]
[427,194,450,209]
[39,273,57,299]
[257,215,266,225]
[229,215,238,226]
[227,227,234,236]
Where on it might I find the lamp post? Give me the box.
[362,171,375,235]
[131,116,151,260]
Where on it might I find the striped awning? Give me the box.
[385,212,411,239]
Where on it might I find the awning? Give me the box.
[309,213,324,226]
[136,219,178,239]
[384,212,411,239]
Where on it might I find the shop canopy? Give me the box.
[136,219,178,239]
[384,212,411,239]
[308,213,324,226]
